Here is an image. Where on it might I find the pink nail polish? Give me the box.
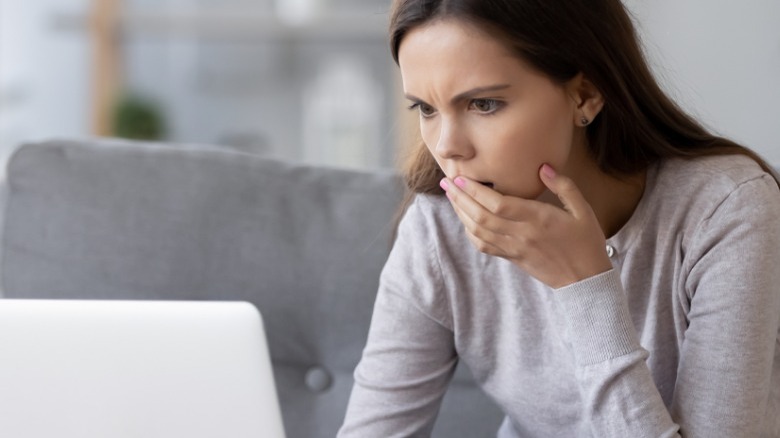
[440,179,449,191]
[541,164,556,179]
[454,177,466,189]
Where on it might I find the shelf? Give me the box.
[52,10,389,41]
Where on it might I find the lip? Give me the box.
[446,170,494,189]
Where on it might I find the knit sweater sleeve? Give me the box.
[553,174,780,437]
[338,196,457,438]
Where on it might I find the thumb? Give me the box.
[539,164,588,218]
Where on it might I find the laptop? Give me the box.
[0,299,286,438]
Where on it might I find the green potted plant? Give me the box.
[112,94,166,140]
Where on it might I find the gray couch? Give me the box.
[0,138,504,437]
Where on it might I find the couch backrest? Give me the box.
[0,139,505,437]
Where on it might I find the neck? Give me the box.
[539,148,647,238]
[579,166,647,238]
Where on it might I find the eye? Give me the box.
[408,102,437,119]
[469,99,503,114]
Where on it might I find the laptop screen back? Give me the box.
[0,300,286,438]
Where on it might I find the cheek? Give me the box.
[509,104,573,163]
[541,118,575,167]
[488,111,572,162]
[481,107,573,198]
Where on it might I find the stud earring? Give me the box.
[580,117,590,126]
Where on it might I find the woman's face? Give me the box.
[398,19,584,199]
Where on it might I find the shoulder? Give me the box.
[635,155,780,265]
[406,193,456,218]
[655,155,779,221]
[392,193,458,268]
[398,193,462,241]
[396,193,483,271]
[652,155,780,263]
[384,194,461,328]
[660,154,775,194]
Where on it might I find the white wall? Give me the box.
[0,0,91,171]
[623,0,780,164]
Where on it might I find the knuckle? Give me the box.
[466,232,492,254]
[476,241,492,254]
[493,199,510,216]
[537,211,554,230]
[471,226,487,240]
[518,231,540,249]
[466,234,482,248]
[504,246,523,262]
[473,211,490,226]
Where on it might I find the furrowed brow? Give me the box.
[450,84,510,105]
[404,84,510,107]
[404,94,428,105]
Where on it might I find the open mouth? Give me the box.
[478,181,494,189]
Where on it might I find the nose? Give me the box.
[433,119,474,161]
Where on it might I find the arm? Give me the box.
[338,198,457,438]
[556,270,682,437]
[672,175,780,435]
[556,175,780,437]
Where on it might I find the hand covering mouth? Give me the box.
[478,181,494,188]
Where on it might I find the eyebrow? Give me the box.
[405,84,511,106]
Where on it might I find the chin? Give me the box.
[502,183,546,200]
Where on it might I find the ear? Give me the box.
[566,73,604,127]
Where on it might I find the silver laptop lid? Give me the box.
[0,299,286,438]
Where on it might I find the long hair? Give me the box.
[389,0,777,211]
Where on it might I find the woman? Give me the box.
[339,0,780,436]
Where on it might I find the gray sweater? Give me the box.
[339,155,780,437]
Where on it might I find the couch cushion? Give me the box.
[1,138,504,437]
[3,138,401,368]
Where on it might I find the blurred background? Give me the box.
[0,0,778,175]
[0,0,409,173]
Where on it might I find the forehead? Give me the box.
[398,19,518,66]
[397,18,533,92]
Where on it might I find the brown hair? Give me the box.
[390,0,777,212]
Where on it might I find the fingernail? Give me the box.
[454,177,466,189]
[541,164,556,179]
[440,179,449,191]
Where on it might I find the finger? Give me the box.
[442,177,502,232]
[454,201,528,260]
[444,176,541,223]
[448,183,517,239]
[464,230,507,258]
[450,176,504,213]
[448,197,509,245]
[538,164,589,219]
[455,207,508,257]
